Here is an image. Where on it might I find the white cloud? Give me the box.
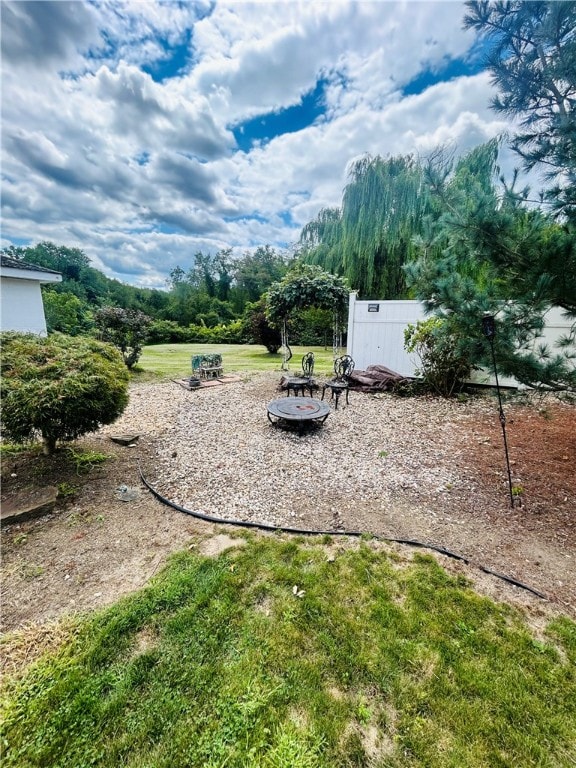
[1,0,524,289]
[1,0,101,67]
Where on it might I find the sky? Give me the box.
[1,0,524,290]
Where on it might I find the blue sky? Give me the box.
[1,1,521,289]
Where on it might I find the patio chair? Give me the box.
[284,352,316,397]
[321,355,355,409]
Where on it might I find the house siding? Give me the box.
[1,277,50,335]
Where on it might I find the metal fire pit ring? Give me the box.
[267,396,331,431]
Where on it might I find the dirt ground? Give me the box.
[1,379,574,636]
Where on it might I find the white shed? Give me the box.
[346,292,573,387]
[1,255,62,335]
[346,294,426,376]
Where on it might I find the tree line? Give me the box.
[0,241,292,336]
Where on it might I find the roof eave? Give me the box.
[1,267,63,283]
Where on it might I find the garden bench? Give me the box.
[190,354,224,380]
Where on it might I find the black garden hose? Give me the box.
[138,461,548,601]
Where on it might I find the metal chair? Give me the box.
[321,355,355,409]
[284,352,316,397]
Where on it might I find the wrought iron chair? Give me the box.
[284,352,316,397]
[321,355,355,409]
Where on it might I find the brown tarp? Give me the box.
[348,365,411,392]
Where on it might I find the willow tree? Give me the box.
[266,264,350,369]
[300,154,433,298]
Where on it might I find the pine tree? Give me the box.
[464,0,576,221]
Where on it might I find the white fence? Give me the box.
[346,294,572,386]
[346,296,425,376]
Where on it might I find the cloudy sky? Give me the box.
[1,0,521,289]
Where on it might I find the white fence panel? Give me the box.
[346,296,425,376]
[346,294,573,386]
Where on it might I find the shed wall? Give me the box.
[346,295,573,386]
[346,296,425,376]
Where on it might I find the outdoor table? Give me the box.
[283,376,315,397]
[267,396,330,431]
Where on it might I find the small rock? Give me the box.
[110,434,140,446]
[114,486,140,502]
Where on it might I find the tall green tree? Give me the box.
[300,155,433,298]
[43,290,93,336]
[14,241,90,280]
[464,0,576,220]
[234,245,290,305]
[406,142,576,390]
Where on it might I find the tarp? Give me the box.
[349,365,411,392]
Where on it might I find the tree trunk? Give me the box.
[42,435,57,455]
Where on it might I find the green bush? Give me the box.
[404,317,472,397]
[146,319,191,344]
[146,319,248,345]
[0,332,129,454]
[243,299,282,352]
[185,320,248,344]
[95,306,152,369]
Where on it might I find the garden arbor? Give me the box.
[266,265,350,369]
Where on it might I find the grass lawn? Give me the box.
[138,343,340,378]
[1,535,575,767]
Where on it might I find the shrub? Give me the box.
[0,332,129,454]
[404,317,472,397]
[94,306,152,369]
[185,320,248,344]
[146,320,190,345]
[243,299,282,352]
[146,319,247,346]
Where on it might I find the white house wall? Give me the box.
[1,277,48,335]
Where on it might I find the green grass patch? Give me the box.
[65,447,114,474]
[1,537,575,767]
[139,343,339,378]
[0,442,42,457]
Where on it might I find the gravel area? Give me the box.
[99,371,574,615]
[130,373,495,531]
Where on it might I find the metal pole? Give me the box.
[488,337,515,509]
[482,314,515,509]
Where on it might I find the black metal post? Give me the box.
[482,315,515,509]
